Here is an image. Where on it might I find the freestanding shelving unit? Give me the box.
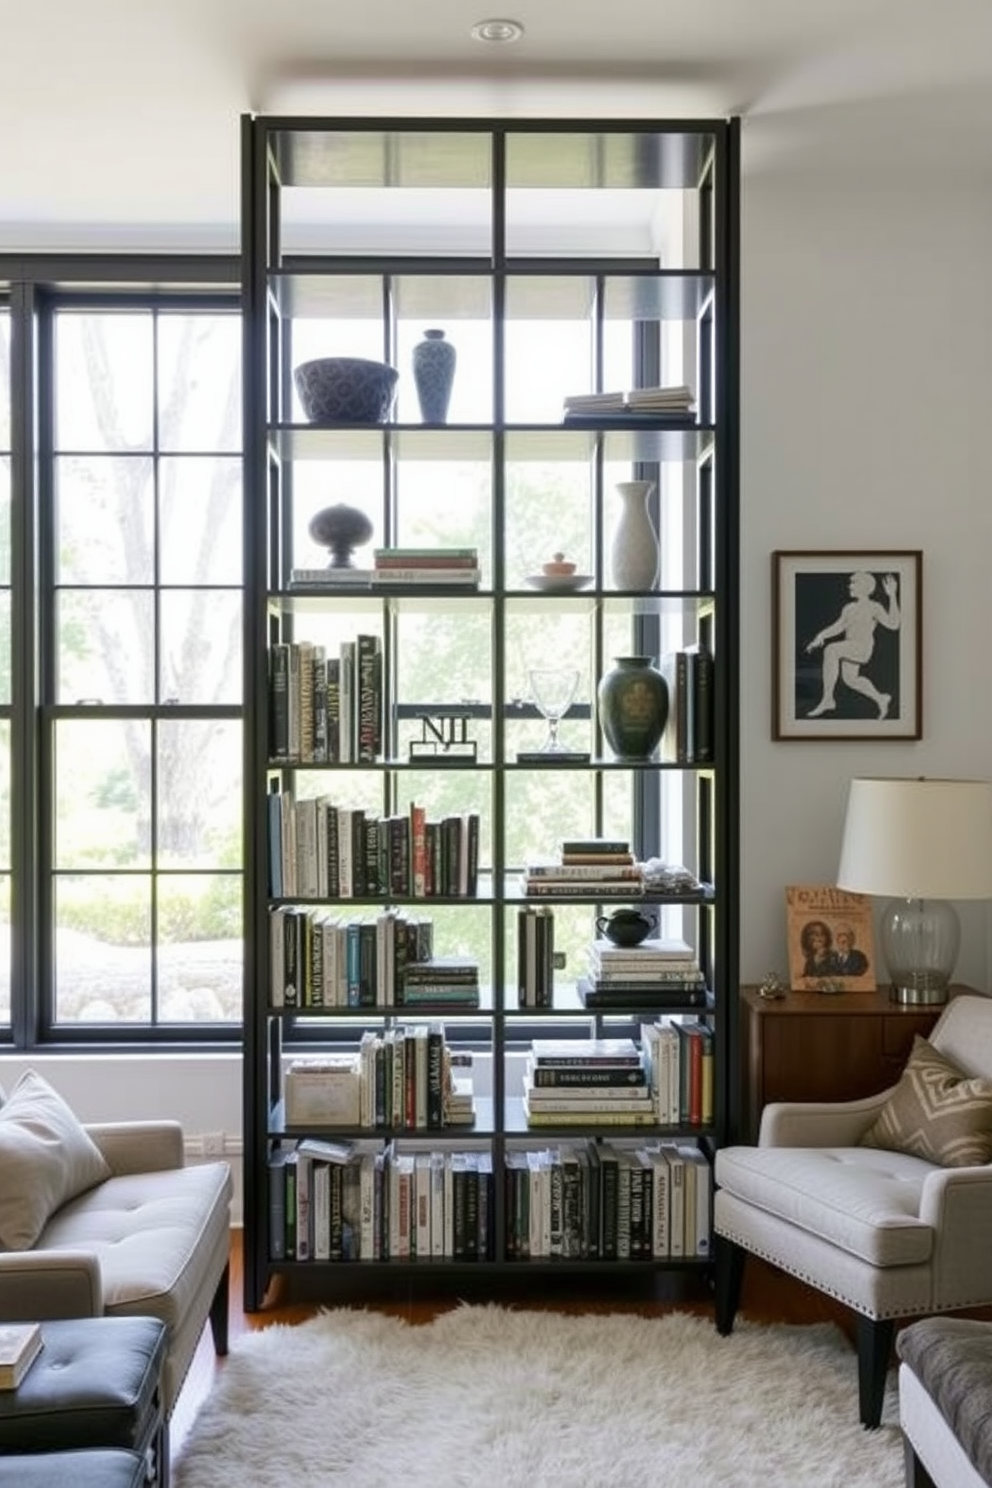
[241,114,739,1311]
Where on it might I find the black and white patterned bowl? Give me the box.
[293,357,399,425]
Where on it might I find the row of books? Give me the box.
[268,794,480,901]
[269,634,382,766]
[505,1139,710,1260]
[524,1027,714,1129]
[517,905,555,1007]
[269,1139,495,1263]
[285,1029,474,1131]
[660,644,714,765]
[289,546,481,591]
[268,1137,710,1264]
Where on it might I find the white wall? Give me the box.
[739,142,992,989]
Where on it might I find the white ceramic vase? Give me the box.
[610,480,659,590]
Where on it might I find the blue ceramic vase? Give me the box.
[412,329,456,424]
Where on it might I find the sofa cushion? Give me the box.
[39,1161,232,1325]
[0,1072,111,1251]
[715,1144,933,1265]
[861,1035,992,1167]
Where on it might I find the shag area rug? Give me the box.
[173,1306,903,1488]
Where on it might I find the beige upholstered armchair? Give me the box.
[713,993,992,1428]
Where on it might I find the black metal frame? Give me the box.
[0,255,246,1051]
[240,114,740,1310]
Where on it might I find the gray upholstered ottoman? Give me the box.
[897,1317,992,1488]
[0,1317,168,1487]
[0,1448,147,1487]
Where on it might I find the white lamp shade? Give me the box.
[837,777,992,900]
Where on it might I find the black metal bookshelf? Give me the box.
[241,113,740,1311]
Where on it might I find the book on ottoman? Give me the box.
[0,1324,42,1390]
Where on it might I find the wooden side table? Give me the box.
[737,984,971,1141]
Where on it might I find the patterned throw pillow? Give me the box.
[861,1035,992,1167]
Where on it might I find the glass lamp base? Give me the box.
[882,897,958,1007]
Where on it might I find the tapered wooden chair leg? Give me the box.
[714,1235,745,1335]
[856,1315,894,1429]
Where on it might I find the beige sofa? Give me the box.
[0,1117,232,1417]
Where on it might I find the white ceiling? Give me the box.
[2,0,992,251]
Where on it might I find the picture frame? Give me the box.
[785,885,877,993]
[772,550,922,740]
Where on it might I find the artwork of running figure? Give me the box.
[773,550,921,740]
[805,569,899,720]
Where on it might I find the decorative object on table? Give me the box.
[758,970,787,1000]
[784,884,876,993]
[595,908,652,947]
[524,552,593,592]
[610,480,659,590]
[542,552,575,577]
[409,706,478,762]
[597,655,668,760]
[772,549,922,740]
[293,356,399,425]
[524,667,581,755]
[836,775,992,1005]
[412,328,456,423]
[307,503,374,568]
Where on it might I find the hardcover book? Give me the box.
[0,1322,43,1390]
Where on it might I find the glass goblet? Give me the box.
[528,667,580,753]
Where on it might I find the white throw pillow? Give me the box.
[0,1070,111,1250]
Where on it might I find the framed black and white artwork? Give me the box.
[772,550,922,740]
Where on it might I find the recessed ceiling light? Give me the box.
[471,18,525,44]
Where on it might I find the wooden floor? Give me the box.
[170,1230,856,1461]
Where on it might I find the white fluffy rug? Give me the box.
[173,1306,903,1488]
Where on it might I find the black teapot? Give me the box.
[596,908,652,948]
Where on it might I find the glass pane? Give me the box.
[0,876,9,1026]
[57,590,155,704]
[158,314,241,453]
[160,456,242,585]
[55,312,154,453]
[0,455,10,588]
[157,873,242,1023]
[54,873,151,1023]
[0,719,9,866]
[0,593,9,707]
[55,456,154,585]
[159,590,241,705]
[158,719,242,870]
[55,718,152,870]
[0,309,9,449]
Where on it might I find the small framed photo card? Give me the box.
[785,884,877,993]
[773,550,922,740]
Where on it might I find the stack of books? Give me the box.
[443,1074,476,1126]
[561,390,627,417]
[520,839,644,899]
[625,384,696,417]
[372,547,480,587]
[517,904,555,1007]
[579,936,708,1009]
[522,1038,657,1128]
[400,956,480,1009]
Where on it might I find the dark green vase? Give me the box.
[597,656,668,759]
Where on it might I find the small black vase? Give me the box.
[412,329,456,424]
[597,656,668,760]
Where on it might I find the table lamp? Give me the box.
[836,776,992,1005]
